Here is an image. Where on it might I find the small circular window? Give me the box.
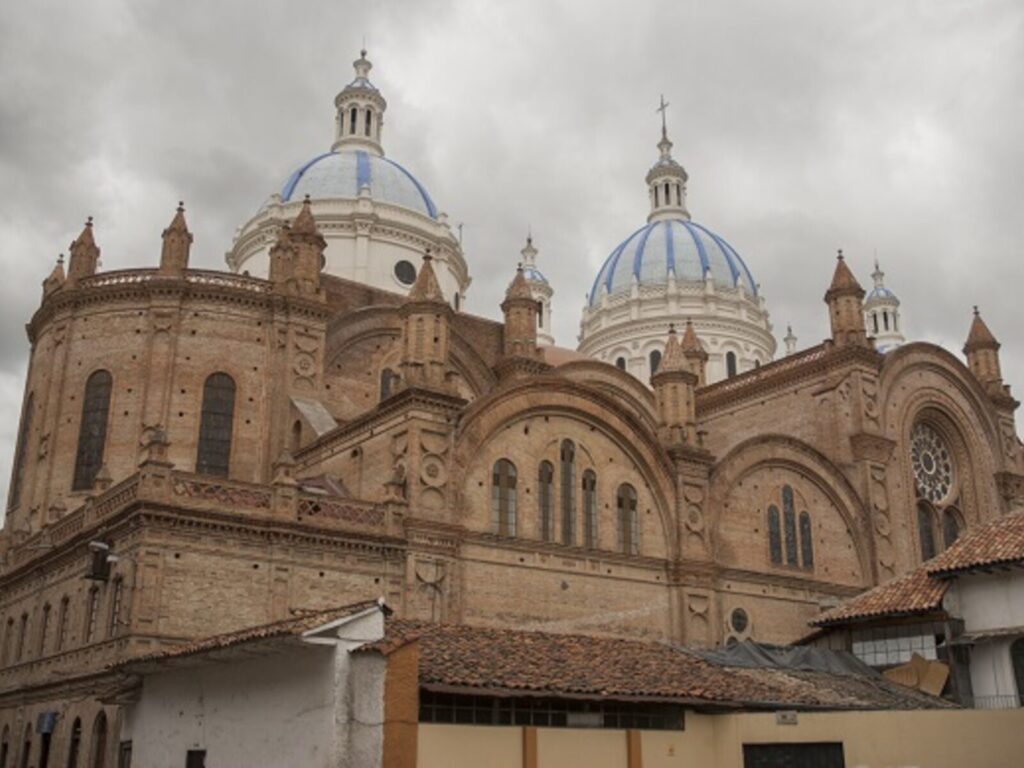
[394,260,417,286]
[730,607,749,634]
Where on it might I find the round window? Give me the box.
[911,423,954,503]
[394,260,417,286]
[730,607,749,634]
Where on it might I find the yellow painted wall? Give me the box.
[418,708,1024,768]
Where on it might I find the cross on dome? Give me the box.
[646,95,689,223]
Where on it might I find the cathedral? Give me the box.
[0,51,1021,762]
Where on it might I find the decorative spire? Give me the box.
[646,95,689,223]
[656,94,672,159]
[658,323,687,373]
[824,249,869,348]
[871,258,885,289]
[291,194,319,236]
[520,234,538,268]
[680,318,709,385]
[159,201,193,276]
[407,250,446,303]
[67,216,100,282]
[827,249,864,295]
[964,306,999,351]
[784,324,798,355]
[505,263,533,301]
[286,195,326,297]
[332,49,387,155]
[42,253,66,299]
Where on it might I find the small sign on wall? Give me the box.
[775,710,799,725]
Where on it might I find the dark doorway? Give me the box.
[743,742,845,768]
[185,751,206,768]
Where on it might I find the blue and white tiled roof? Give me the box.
[588,218,756,305]
[279,150,438,219]
[523,267,548,284]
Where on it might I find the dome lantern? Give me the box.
[646,96,690,223]
[863,259,905,351]
[331,49,388,156]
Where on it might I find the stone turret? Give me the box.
[288,196,326,297]
[66,217,99,284]
[824,250,868,348]
[518,236,554,346]
[398,251,452,391]
[964,307,1006,398]
[159,202,193,276]
[651,324,698,445]
[500,265,541,360]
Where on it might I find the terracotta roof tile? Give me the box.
[926,511,1024,576]
[811,567,947,627]
[359,619,946,710]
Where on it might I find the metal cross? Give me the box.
[657,94,670,134]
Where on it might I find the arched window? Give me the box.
[582,470,597,549]
[454,294,461,311]
[15,614,26,662]
[90,712,107,768]
[872,313,879,335]
[649,350,662,375]
[8,392,33,508]
[726,352,738,379]
[20,725,30,768]
[1011,638,1024,707]
[364,108,372,137]
[654,186,660,207]
[943,508,963,549]
[3,618,13,665]
[560,440,576,546]
[617,484,639,555]
[918,501,937,561]
[380,368,398,401]
[799,511,814,569]
[66,718,82,768]
[349,107,357,134]
[56,597,69,652]
[675,183,682,205]
[491,459,517,537]
[664,182,671,206]
[85,588,100,644]
[290,420,302,453]
[767,505,782,564]
[883,310,890,331]
[196,373,236,477]
[108,578,124,637]
[72,371,112,491]
[782,485,798,567]
[38,603,50,656]
[615,357,626,371]
[538,461,554,542]
[536,301,544,329]
[0,725,8,768]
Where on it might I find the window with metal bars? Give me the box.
[491,460,517,537]
[196,373,236,477]
[72,371,112,491]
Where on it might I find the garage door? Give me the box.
[743,742,845,768]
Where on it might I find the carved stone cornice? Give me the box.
[850,433,897,463]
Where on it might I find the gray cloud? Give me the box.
[0,0,1021,499]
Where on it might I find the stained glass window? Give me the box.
[560,440,576,546]
[911,423,954,504]
[617,484,639,555]
[943,508,962,549]
[799,511,814,569]
[767,505,782,564]
[782,485,798,566]
[918,501,937,561]
[582,470,598,549]
[491,460,517,537]
[72,371,112,491]
[196,373,236,477]
[539,461,554,541]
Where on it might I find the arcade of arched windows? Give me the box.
[489,438,645,556]
[765,484,814,572]
[0,707,114,768]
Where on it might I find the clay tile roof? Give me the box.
[964,308,999,351]
[407,253,445,303]
[358,619,946,710]
[811,567,948,627]
[122,598,385,666]
[926,511,1024,577]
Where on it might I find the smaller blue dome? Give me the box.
[280,150,438,218]
[866,286,896,301]
[523,267,548,284]
[589,219,756,306]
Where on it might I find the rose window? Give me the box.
[911,423,954,503]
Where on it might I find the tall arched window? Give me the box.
[20,725,30,768]
[90,712,107,768]
[491,459,517,537]
[649,350,662,375]
[538,461,554,542]
[72,371,112,491]
[918,501,937,561]
[872,313,879,335]
[617,484,638,555]
[536,301,544,328]
[782,485,798,567]
[615,357,626,371]
[196,373,236,477]
[8,392,33,508]
[38,603,50,656]
[883,310,889,331]
[942,507,962,549]
[560,440,576,546]
[675,183,682,205]
[84,588,100,644]
[726,352,738,379]
[15,614,26,662]
[349,107,357,134]
[654,186,659,207]
[767,505,782,564]
[1011,638,1024,707]
[380,368,398,401]
[664,182,671,206]
[108,578,124,637]
[3,618,13,665]
[364,108,372,137]
[66,718,82,768]
[799,511,814,568]
[582,470,597,549]
[0,725,8,768]
[56,597,69,652]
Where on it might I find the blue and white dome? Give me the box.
[588,218,756,306]
[279,150,438,219]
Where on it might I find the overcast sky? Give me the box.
[0,0,1021,503]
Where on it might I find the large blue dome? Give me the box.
[279,150,438,219]
[588,219,757,306]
